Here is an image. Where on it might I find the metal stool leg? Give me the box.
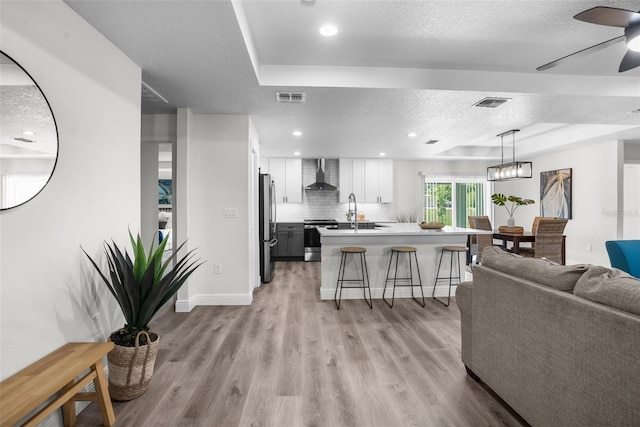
[412,251,426,307]
[433,248,463,307]
[361,252,373,309]
[383,250,399,308]
[382,250,395,305]
[335,252,347,309]
[391,250,400,307]
[432,249,445,302]
[384,249,425,308]
[335,249,372,310]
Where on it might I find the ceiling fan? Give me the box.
[537,6,640,72]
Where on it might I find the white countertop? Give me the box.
[318,223,492,237]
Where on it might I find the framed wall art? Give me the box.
[158,179,172,205]
[540,168,572,219]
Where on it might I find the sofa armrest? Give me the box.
[456,281,473,368]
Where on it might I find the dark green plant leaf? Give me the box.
[84,231,203,333]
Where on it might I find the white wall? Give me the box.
[1,0,141,380]
[249,120,261,289]
[623,164,640,239]
[175,112,255,310]
[495,140,622,266]
[625,141,640,239]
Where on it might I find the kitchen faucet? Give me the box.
[348,193,358,231]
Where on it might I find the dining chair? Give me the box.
[523,216,547,249]
[521,218,568,264]
[531,216,545,235]
[468,215,497,264]
[605,240,640,278]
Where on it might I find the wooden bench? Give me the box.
[0,342,115,427]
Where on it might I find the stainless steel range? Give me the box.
[304,219,338,262]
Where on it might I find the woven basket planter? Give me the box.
[107,331,159,401]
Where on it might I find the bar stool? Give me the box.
[432,246,467,306]
[335,247,372,310]
[383,246,425,308]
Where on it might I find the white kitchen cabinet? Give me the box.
[339,158,365,203]
[268,157,302,203]
[259,158,270,174]
[364,158,393,203]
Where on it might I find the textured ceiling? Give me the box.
[0,54,58,158]
[62,0,640,159]
[242,1,634,73]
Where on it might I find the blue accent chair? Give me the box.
[605,240,640,278]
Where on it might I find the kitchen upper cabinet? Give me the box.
[364,158,393,203]
[268,157,302,203]
[339,158,365,203]
[259,158,270,174]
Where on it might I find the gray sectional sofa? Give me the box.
[456,247,640,426]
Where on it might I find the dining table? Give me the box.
[492,230,566,265]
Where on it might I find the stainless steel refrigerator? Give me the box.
[259,173,277,283]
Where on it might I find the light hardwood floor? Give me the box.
[76,261,521,427]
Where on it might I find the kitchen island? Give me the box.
[318,223,492,301]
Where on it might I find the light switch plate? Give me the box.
[223,208,238,218]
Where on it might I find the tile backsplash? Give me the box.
[276,159,393,222]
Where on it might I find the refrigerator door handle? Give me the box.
[271,180,277,235]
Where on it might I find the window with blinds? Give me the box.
[1,174,49,208]
[424,176,490,227]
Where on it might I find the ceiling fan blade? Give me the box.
[574,6,640,28]
[619,49,640,72]
[537,35,624,71]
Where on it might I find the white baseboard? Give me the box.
[175,292,253,312]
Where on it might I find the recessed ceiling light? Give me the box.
[319,24,338,37]
[292,130,302,137]
[407,132,417,138]
[293,152,301,156]
[379,152,386,157]
[22,130,35,136]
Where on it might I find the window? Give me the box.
[424,176,490,227]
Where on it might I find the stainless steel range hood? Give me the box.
[305,159,337,191]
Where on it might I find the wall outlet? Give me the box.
[214,263,222,274]
[586,243,593,252]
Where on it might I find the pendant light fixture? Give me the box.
[487,129,532,182]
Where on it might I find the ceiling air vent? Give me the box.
[424,139,439,145]
[141,81,169,104]
[473,97,510,108]
[276,92,306,103]
[14,137,35,143]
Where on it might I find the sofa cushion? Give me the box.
[480,246,590,291]
[574,266,640,316]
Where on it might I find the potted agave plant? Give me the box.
[491,193,535,227]
[83,231,202,401]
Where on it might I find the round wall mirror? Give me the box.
[0,51,58,210]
